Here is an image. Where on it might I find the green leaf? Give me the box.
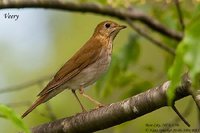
[184,15,200,87]
[0,104,30,133]
[168,10,200,105]
[167,43,185,105]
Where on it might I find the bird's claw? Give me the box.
[95,104,105,109]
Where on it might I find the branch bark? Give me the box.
[191,89,200,111]
[0,0,183,41]
[30,79,191,133]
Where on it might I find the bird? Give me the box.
[21,20,126,118]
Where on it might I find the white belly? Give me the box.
[66,48,112,90]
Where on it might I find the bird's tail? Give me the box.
[21,94,48,118]
[21,87,65,118]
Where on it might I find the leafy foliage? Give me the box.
[168,7,200,104]
[0,104,30,133]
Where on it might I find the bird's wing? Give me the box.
[38,39,103,96]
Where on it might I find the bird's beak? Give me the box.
[110,24,126,39]
[117,25,127,30]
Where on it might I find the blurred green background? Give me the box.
[0,0,198,133]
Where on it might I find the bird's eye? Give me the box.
[105,23,111,28]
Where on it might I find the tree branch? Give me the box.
[181,73,200,110]
[191,89,200,111]
[0,0,183,41]
[30,79,191,133]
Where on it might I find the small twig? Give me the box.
[126,18,176,56]
[0,74,53,94]
[172,99,193,123]
[171,105,190,127]
[159,100,193,133]
[174,0,185,31]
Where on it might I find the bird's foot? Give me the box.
[95,103,105,109]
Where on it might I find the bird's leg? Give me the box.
[71,90,86,112]
[79,87,104,108]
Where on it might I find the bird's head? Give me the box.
[93,20,126,41]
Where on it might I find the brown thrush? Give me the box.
[22,20,126,118]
